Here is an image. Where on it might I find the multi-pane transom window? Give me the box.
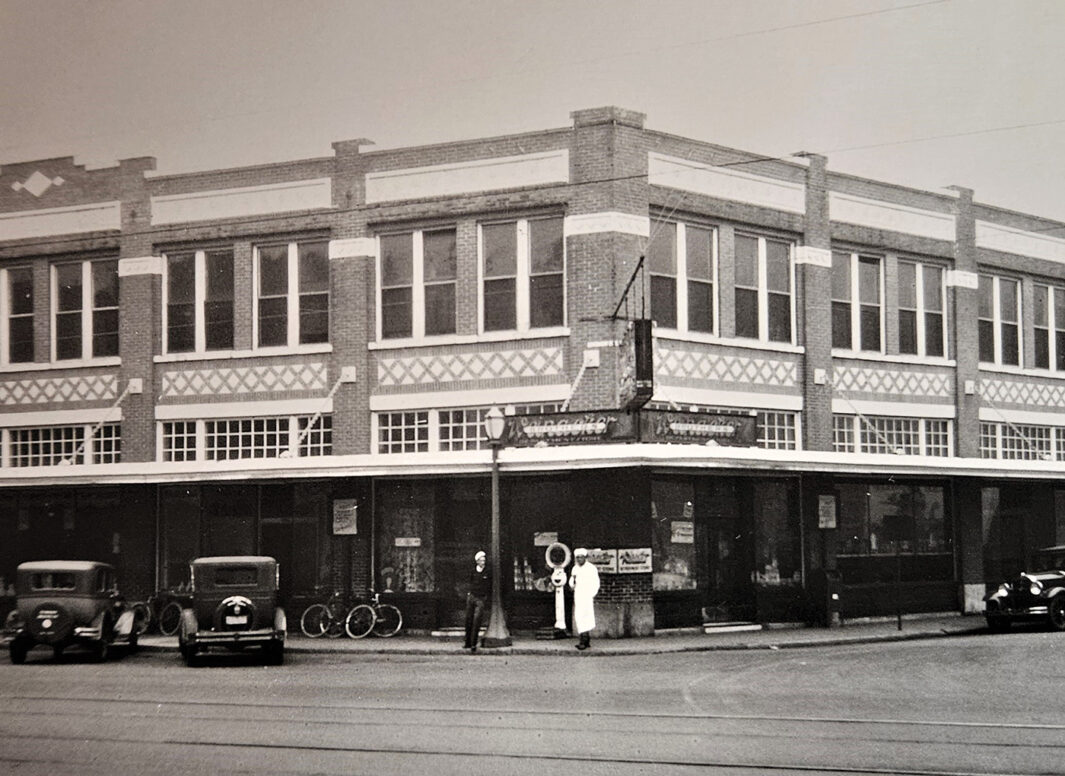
[379,228,457,339]
[161,415,332,461]
[648,221,716,334]
[898,261,945,357]
[164,249,234,353]
[1033,284,1065,371]
[255,240,329,348]
[832,252,882,352]
[2,266,33,364]
[978,274,1020,366]
[53,260,119,361]
[377,411,429,453]
[481,217,564,332]
[979,422,1065,460]
[832,415,951,457]
[7,424,120,466]
[376,403,562,454]
[734,234,793,343]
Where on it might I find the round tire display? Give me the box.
[215,595,255,631]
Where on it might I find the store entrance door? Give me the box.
[702,483,755,623]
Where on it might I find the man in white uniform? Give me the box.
[568,547,600,650]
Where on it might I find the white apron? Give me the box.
[569,560,600,634]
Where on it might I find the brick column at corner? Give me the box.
[566,106,650,411]
[798,153,833,452]
[949,186,980,459]
[116,156,157,463]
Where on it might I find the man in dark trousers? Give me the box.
[464,550,491,653]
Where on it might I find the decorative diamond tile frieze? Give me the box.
[834,365,953,398]
[377,347,563,387]
[655,345,798,387]
[11,171,65,197]
[161,362,327,398]
[0,374,118,405]
[981,378,1065,408]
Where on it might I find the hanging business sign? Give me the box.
[642,411,757,446]
[618,319,654,411]
[618,547,653,574]
[586,548,618,574]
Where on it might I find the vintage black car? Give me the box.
[178,556,286,666]
[7,560,138,663]
[985,545,1065,631]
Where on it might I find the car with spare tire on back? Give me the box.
[178,556,286,666]
[7,560,138,664]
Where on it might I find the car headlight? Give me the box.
[1029,579,1043,596]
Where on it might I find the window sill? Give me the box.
[369,327,571,350]
[979,363,1065,379]
[832,350,956,367]
[0,357,122,373]
[154,344,333,363]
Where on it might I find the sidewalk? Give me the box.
[135,613,987,657]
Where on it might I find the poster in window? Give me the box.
[671,521,694,544]
[332,499,358,535]
[818,495,837,529]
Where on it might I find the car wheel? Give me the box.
[93,639,109,663]
[987,616,1011,633]
[9,638,29,664]
[52,645,64,660]
[264,641,284,666]
[1048,597,1065,631]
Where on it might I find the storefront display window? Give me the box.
[753,481,800,585]
[838,483,948,556]
[651,480,697,591]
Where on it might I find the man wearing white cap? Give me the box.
[464,550,490,652]
[568,548,600,650]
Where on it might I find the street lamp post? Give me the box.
[482,406,512,647]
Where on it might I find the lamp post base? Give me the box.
[481,634,513,648]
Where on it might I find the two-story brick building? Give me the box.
[2,106,1063,636]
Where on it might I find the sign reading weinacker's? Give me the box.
[642,411,756,446]
[504,409,757,448]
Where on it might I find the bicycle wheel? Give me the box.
[344,604,375,639]
[300,604,330,638]
[130,602,152,636]
[157,601,182,637]
[324,609,345,638]
[371,604,402,638]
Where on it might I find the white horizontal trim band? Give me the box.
[979,407,1065,426]
[156,398,332,420]
[0,408,121,428]
[370,383,570,411]
[119,256,164,276]
[564,212,650,238]
[833,399,955,418]
[654,386,803,411]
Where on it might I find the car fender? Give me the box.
[179,607,199,639]
[113,608,136,638]
[1047,587,1065,601]
[274,607,287,640]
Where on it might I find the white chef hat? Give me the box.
[573,547,588,557]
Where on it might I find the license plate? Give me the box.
[225,615,248,625]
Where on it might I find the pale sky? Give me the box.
[3,0,1065,221]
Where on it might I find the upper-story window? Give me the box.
[1033,283,1065,371]
[978,274,1020,366]
[832,252,882,352]
[2,266,33,364]
[734,233,793,343]
[897,261,945,357]
[255,240,329,348]
[164,249,234,353]
[480,216,564,332]
[379,228,457,340]
[53,259,118,361]
[648,221,716,334]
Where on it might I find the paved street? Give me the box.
[2,625,1064,775]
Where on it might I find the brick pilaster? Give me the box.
[800,154,833,452]
[950,186,980,459]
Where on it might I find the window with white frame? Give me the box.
[978,274,1020,366]
[3,266,34,364]
[979,422,1060,460]
[377,411,429,453]
[898,261,945,357]
[255,240,329,348]
[733,233,793,343]
[7,423,121,466]
[481,216,564,332]
[439,407,487,451]
[161,415,332,462]
[647,221,716,334]
[376,404,561,454]
[645,402,799,451]
[378,228,457,340]
[831,252,882,352]
[164,248,234,353]
[832,415,951,457]
[1032,283,1065,371]
[53,260,119,361]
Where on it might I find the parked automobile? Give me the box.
[985,545,1065,631]
[7,560,138,664]
[178,556,286,666]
